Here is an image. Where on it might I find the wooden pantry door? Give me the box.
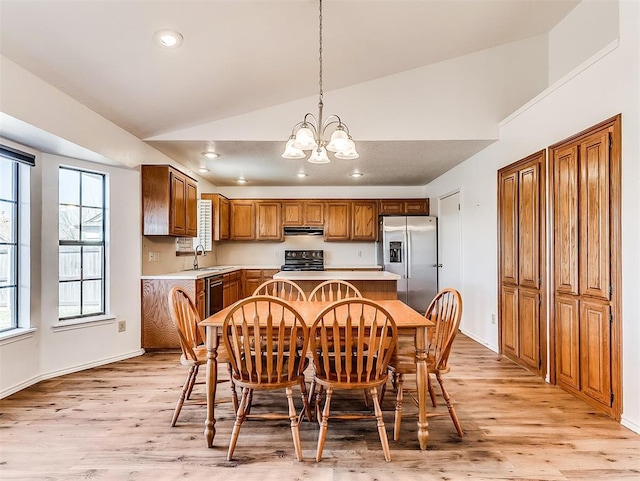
[498,150,546,376]
[549,115,622,419]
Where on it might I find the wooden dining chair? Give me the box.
[387,288,463,440]
[222,296,311,462]
[253,279,307,301]
[308,279,362,302]
[167,287,237,426]
[310,298,397,462]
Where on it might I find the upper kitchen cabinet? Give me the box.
[230,200,256,240]
[324,201,352,241]
[282,200,324,226]
[142,165,197,236]
[352,200,378,241]
[201,193,230,241]
[256,201,283,241]
[379,199,429,215]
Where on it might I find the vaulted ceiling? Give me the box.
[0,0,579,186]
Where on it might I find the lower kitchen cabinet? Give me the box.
[223,271,241,307]
[241,269,278,297]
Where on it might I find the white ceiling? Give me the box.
[0,0,579,186]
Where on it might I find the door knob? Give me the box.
[437,264,443,268]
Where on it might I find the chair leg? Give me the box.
[227,387,250,461]
[316,387,333,462]
[315,385,325,426]
[171,366,195,427]
[245,388,254,415]
[227,363,239,414]
[371,387,391,462]
[185,365,198,400]
[428,373,438,407]
[393,373,404,441]
[286,386,303,462]
[363,389,370,408]
[298,379,312,423]
[307,379,317,421]
[436,372,463,437]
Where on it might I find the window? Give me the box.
[58,167,106,320]
[0,161,18,332]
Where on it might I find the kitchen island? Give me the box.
[274,270,400,300]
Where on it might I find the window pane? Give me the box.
[83,246,103,278]
[0,200,15,243]
[81,172,103,208]
[59,168,80,205]
[0,162,15,201]
[59,281,81,318]
[59,246,81,281]
[0,286,16,332]
[82,279,103,315]
[0,245,16,287]
[59,205,80,240]
[81,207,103,241]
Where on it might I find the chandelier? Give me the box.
[281,0,359,164]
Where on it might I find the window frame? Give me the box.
[0,160,19,332]
[58,166,107,321]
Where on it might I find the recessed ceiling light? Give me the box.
[296,172,308,178]
[198,168,209,173]
[202,151,219,159]
[153,29,183,48]
[350,172,364,178]
[236,178,247,184]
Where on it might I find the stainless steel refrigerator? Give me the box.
[377,216,438,313]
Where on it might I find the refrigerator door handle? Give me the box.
[405,228,411,279]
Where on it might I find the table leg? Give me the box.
[205,325,219,448]
[415,326,429,450]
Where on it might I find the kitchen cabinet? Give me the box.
[324,201,352,241]
[223,271,241,307]
[282,200,324,226]
[256,201,283,240]
[142,165,198,236]
[352,200,378,241]
[201,193,230,241]
[241,269,278,297]
[230,200,256,240]
[379,199,429,216]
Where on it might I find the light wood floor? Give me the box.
[1,335,638,480]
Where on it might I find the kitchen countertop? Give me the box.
[140,266,243,280]
[274,270,400,281]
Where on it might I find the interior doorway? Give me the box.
[438,191,461,292]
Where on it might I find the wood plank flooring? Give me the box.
[1,335,638,480]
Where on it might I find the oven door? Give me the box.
[204,277,223,318]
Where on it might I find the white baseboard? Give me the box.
[621,416,640,435]
[1,348,145,399]
[460,328,498,354]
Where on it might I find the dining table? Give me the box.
[199,298,434,450]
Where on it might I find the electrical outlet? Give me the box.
[118,320,126,332]
[491,314,496,324]
[148,252,155,262]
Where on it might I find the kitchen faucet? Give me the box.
[193,244,205,270]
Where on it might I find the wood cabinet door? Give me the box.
[185,180,198,237]
[404,199,429,215]
[501,285,519,358]
[282,201,303,226]
[580,299,611,406]
[230,200,256,240]
[352,200,378,241]
[500,171,519,286]
[555,295,581,390]
[256,202,283,240]
[379,200,404,215]
[169,171,187,236]
[554,145,580,296]
[324,202,351,241]
[218,195,230,240]
[518,287,540,370]
[518,165,540,289]
[196,278,205,320]
[304,201,324,225]
[579,132,610,300]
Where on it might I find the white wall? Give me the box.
[0,144,144,397]
[425,0,639,433]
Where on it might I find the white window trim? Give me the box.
[51,314,116,332]
[0,327,37,346]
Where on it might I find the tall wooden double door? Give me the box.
[498,115,621,419]
[550,115,621,418]
[498,151,546,376]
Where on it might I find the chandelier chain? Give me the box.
[318,0,323,106]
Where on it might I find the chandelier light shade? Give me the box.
[282,0,359,163]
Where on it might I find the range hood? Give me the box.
[283,226,324,236]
